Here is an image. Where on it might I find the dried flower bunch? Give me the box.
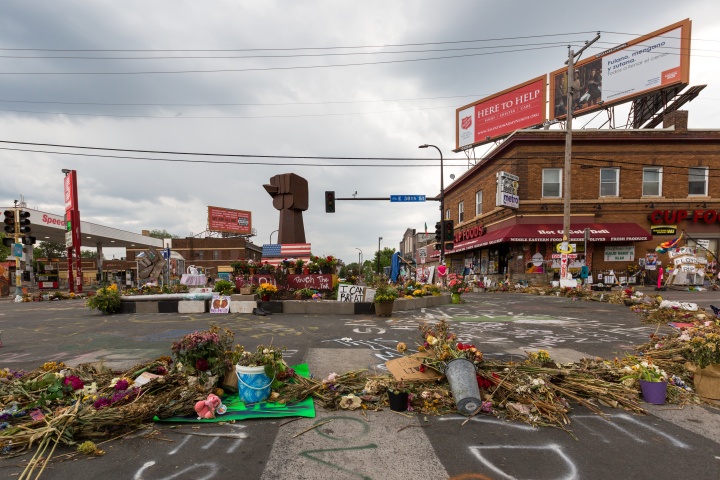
[417,319,483,373]
[620,358,668,382]
[170,324,234,378]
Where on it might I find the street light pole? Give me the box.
[377,237,382,274]
[419,144,445,265]
[355,247,362,276]
[269,229,279,244]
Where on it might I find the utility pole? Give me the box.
[13,201,21,297]
[563,33,601,247]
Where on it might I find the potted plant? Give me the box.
[256,282,278,301]
[213,279,235,296]
[234,344,292,403]
[680,322,720,400]
[448,277,470,304]
[85,284,122,314]
[373,284,399,317]
[294,287,315,300]
[620,358,668,404]
[295,259,305,274]
[474,280,486,293]
[387,379,410,412]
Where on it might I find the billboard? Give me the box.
[456,75,546,150]
[207,206,252,234]
[549,19,691,120]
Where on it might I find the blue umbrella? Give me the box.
[390,252,400,283]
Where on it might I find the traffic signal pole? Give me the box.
[14,206,21,297]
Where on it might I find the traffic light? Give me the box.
[325,191,336,213]
[18,210,31,235]
[21,236,36,245]
[2,237,12,247]
[434,221,442,242]
[443,219,454,242]
[3,210,15,235]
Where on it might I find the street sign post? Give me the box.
[390,195,426,202]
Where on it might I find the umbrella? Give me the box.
[390,252,400,283]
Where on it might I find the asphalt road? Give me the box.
[1,292,720,479]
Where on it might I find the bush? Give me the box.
[374,284,399,303]
[86,285,122,314]
[213,279,235,296]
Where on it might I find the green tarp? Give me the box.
[155,363,316,423]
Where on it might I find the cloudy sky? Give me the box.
[1,1,719,264]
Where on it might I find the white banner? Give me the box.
[604,246,635,262]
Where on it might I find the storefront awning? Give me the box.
[447,223,652,254]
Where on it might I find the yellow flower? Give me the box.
[426,335,438,346]
[397,342,407,353]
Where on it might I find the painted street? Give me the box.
[1,292,719,479]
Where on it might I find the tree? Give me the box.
[148,229,180,239]
[372,247,396,274]
[81,249,98,258]
[0,233,10,261]
[35,241,67,260]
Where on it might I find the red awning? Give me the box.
[446,223,652,254]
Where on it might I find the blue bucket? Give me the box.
[236,365,272,404]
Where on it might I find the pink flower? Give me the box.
[63,375,84,391]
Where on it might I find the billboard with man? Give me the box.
[549,19,691,120]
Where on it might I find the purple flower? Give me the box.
[93,397,111,410]
[114,379,129,391]
[64,375,84,390]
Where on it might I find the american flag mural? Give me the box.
[260,243,312,266]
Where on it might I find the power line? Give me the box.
[0,31,599,52]
[0,44,570,75]
[0,41,579,60]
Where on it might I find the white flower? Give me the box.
[679,333,691,341]
[641,361,649,368]
[263,349,269,354]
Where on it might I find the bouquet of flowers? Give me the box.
[620,358,668,382]
[448,277,470,295]
[373,284,399,303]
[231,260,250,275]
[171,325,235,379]
[417,319,483,373]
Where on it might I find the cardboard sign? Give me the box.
[385,353,443,382]
[210,295,230,313]
[338,284,365,302]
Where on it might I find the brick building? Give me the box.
[440,111,719,285]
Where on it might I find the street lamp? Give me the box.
[419,144,445,265]
[377,237,382,274]
[355,247,362,276]
[269,229,279,244]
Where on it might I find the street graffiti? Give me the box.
[469,444,578,480]
[133,425,248,479]
[299,416,377,480]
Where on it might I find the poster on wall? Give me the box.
[495,171,520,209]
[604,246,635,262]
[526,252,545,274]
[480,250,489,275]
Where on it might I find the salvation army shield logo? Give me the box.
[461,116,472,130]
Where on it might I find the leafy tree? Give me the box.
[35,241,67,260]
[372,247,396,274]
[81,249,98,258]
[148,229,180,239]
[0,233,10,260]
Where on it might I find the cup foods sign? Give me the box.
[496,171,520,209]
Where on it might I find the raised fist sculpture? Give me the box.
[263,173,308,244]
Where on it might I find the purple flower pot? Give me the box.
[639,380,667,405]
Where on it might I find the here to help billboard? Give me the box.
[207,206,252,234]
[456,75,547,150]
[549,18,691,120]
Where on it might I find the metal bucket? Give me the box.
[445,358,482,415]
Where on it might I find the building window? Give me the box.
[458,201,464,223]
[542,168,562,198]
[445,208,450,220]
[689,167,708,196]
[642,167,662,196]
[475,191,483,216]
[196,251,204,260]
[599,168,619,196]
[213,250,220,260]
